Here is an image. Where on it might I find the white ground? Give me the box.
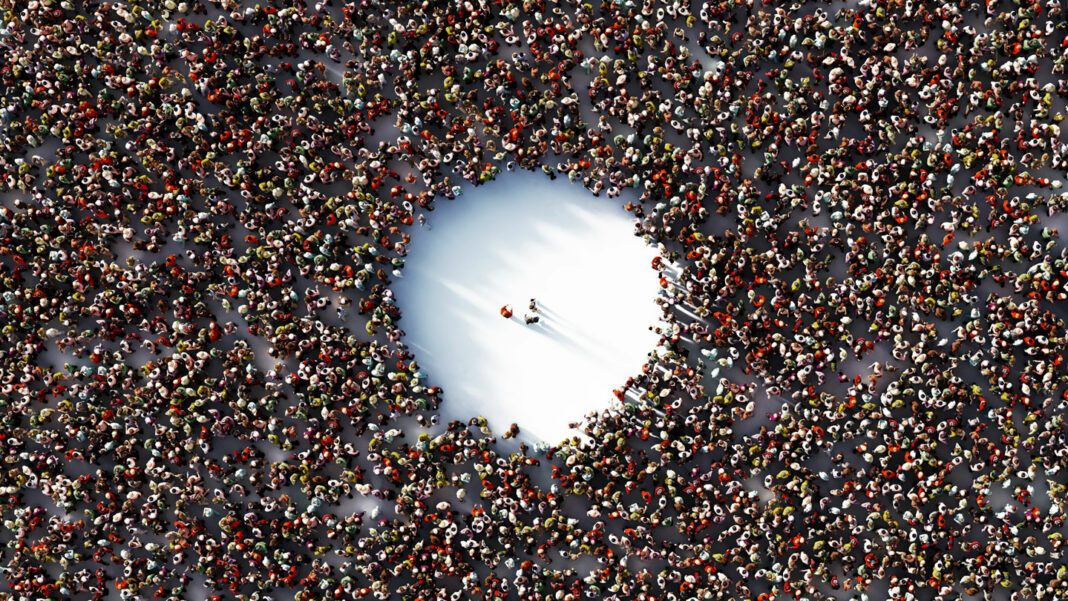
[392,172,662,443]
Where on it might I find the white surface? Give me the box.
[393,172,661,443]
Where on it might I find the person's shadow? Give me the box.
[533,304,614,363]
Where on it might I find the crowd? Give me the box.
[1,0,1068,600]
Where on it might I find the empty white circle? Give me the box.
[392,173,662,443]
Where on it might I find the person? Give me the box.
[525,298,540,323]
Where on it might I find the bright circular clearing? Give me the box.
[393,172,662,443]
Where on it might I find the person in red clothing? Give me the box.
[500,305,513,319]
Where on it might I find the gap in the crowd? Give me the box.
[392,171,662,443]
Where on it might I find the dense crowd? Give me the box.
[1,0,1068,600]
